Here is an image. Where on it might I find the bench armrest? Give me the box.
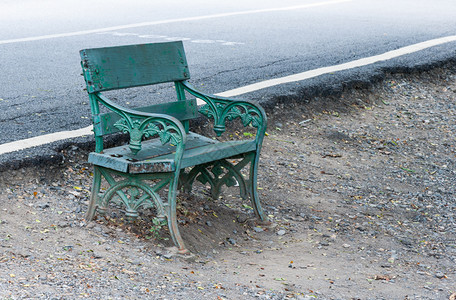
[179,81,267,143]
[94,93,187,164]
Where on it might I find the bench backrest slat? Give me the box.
[80,41,190,93]
[94,99,198,136]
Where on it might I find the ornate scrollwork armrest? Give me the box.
[95,93,187,156]
[179,81,267,138]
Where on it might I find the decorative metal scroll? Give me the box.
[180,153,254,200]
[114,118,182,155]
[178,80,266,145]
[198,102,262,136]
[96,168,169,222]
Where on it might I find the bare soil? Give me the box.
[1,65,456,299]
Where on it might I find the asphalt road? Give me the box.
[1,0,456,168]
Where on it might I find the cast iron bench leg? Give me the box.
[249,153,267,221]
[167,175,189,254]
[86,166,102,221]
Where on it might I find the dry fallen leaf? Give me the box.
[122,268,136,275]
[374,275,391,281]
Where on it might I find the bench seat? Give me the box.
[89,133,256,173]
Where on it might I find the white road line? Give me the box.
[0,0,352,45]
[217,35,456,97]
[1,34,456,156]
[0,126,93,155]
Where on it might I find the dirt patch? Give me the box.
[1,65,456,299]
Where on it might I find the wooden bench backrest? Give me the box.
[80,41,196,138]
[80,41,190,93]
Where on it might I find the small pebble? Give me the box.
[37,203,49,210]
[435,272,445,279]
[163,254,173,259]
[236,215,248,223]
[227,238,236,245]
[253,227,264,233]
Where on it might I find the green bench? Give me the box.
[79,41,267,254]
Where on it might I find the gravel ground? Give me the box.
[1,64,456,299]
